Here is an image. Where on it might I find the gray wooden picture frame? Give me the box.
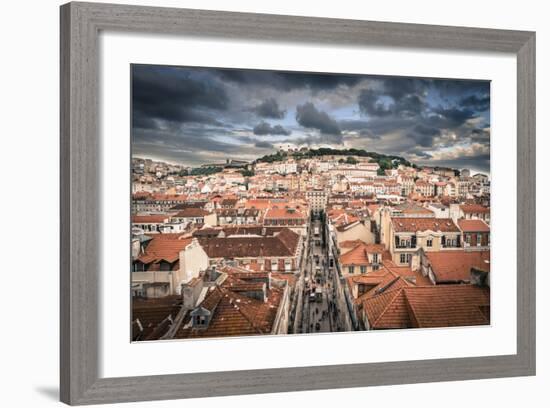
[60,2,536,405]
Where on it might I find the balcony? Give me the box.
[132,271,171,284]
[395,243,416,249]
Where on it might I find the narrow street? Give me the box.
[294,217,348,334]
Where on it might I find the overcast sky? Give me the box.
[132,64,490,173]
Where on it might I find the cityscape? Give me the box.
[131,66,490,341]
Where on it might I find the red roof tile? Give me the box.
[360,285,490,329]
[175,208,211,217]
[132,215,169,223]
[137,235,193,263]
[460,204,490,214]
[392,217,459,233]
[199,228,300,258]
[458,219,490,232]
[426,250,490,283]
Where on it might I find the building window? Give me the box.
[360,265,367,274]
[194,315,207,327]
[372,253,379,264]
[400,254,406,264]
[285,259,292,271]
[427,239,433,247]
[477,233,482,246]
[349,266,355,274]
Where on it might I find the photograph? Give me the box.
[130,64,491,341]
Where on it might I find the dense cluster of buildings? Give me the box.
[131,151,491,340]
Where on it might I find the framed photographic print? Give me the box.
[60,2,536,405]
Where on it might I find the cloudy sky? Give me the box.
[132,64,490,173]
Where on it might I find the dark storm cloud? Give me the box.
[470,128,491,142]
[459,94,490,112]
[358,90,393,117]
[131,65,491,173]
[432,79,490,100]
[382,77,428,99]
[407,124,441,147]
[254,140,274,149]
[252,98,286,119]
[253,121,291,136]
[296,102,341,135]
[358,78,426,118]
[132,65,229,130]
[430,106,476,127]
[339,120,382,139]
[422,154,490,173]
[217,69,361,92]
[407,147,433,159]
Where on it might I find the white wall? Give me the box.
[0,0,546,407]
[178,239,209,286]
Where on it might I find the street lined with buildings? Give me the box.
[131,149,490,341]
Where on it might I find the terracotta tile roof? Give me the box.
[151,193,188,201]
[339,242,386,266]
[199,228,300,258]
[393,203,433,214]
[132,215,169,223]
[384,264,433,286]
[426,250,490,283]
[391,217,459,233]
[339,239,364,254]
[192,225,287,238]
[137,235,193,263]
[217,208,260,217]
[170,201,208,210]
[264,207,307,219]
[328,209,360,228]
[458,219,490,232]
[362,288,412,329]
[133,192,150,200]
[174,208,211,217]
[220,198,238,207]
[132,295,182,340]
[460,204,490,214]
[218,265,270,282]
[175,285,283,338]
[404,285,490,328]
[243,199,273,210]
[133,193,188,202]
[360,285,490,329]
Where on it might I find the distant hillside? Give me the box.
[256,147,416,174]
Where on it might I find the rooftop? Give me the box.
[136,234,193,264]
[199,228,300,258]
[460,204,490,214]
[391,217,460,233]
[426,250,490,283]
[458,219,490,232]
[360,285,490,329]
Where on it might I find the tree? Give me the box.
[189,166,223,176]
[240,169,254,177]
[345,156,358,164]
